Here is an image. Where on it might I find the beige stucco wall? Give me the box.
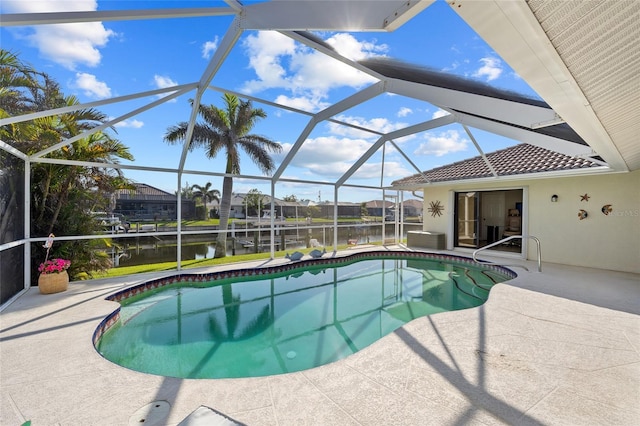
[419,170,640,273]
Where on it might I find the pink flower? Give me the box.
[38,258,71,275]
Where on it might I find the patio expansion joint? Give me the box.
[299,367,364,425]
[581,359,640,374]
[624,332,640,357]
[5,391,27,424]
[505,309,636,346]
[263,375,279,426]
[515,384,560,424]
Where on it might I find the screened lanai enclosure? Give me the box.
[1,0,637,304]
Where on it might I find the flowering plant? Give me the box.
[38,258,71,275]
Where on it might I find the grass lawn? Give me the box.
[93,242,386,279]
[154,216,387,227]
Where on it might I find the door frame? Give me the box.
[453,191,480,248]
[448,186,529,258]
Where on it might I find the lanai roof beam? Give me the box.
[240,1,433,31]
[0,8,234,26]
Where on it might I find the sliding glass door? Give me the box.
[454,189,523,252]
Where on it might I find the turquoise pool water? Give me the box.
[95,254,514,379]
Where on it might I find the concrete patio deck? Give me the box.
[1,248,638,425]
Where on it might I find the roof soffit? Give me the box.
[449,0,634,171]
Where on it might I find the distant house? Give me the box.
[113,183,196,220]
[365,200,394,217]
[365,199,422,218]
[228,193,302,219]
[226,195,361,219]
[316,201,361,218]
[402,199,423,217]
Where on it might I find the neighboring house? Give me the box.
[228,195,361,219]
[402,199,423,217]
[113,183,196,220]
[316,201,361,218]
[365,199,422,218]
[392,143,639,274]
[365,200,394,217]
[228,194,307,219]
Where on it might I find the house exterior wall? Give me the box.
[114,199,196,220]
[420,170,640,273]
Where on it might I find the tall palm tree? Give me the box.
[0,49,39,117]
[164,94,282,257]
[191,182,220,219]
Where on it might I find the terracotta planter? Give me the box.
[38,271,69,294]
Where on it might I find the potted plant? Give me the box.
[38,234,71,294]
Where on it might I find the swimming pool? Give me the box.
[94,251,515,379]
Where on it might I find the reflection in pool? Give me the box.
[95,252,515,379]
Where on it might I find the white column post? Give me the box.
[24,158,31,289]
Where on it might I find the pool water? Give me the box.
[96,256,512,379]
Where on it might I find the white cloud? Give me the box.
[279,135,372,179]
[432,109,450,119]
[73,72,111,99]
[473,57,503,81]
[276,134,411,182]
[274,94,330,113]
[202,37,219,59]
[154,74,177,89]
[414,130,469,157]
[4,1,115,70]
[114,119,144,129]
[397,107,413,118]
[353,161,410,180]
[241,31,383,111]
[327,115,408,140]
[153,75,178,102]
[325,33,388,61]
[241,32,296,93]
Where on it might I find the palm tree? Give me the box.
[191,182,220,220]
[1,50,134,280]
[164,94,282,257]
[0,50,40,243]
[0,49,39,117]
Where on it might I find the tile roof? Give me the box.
[366,200,394,208]
[392,143,601,186]
[402,199,423,209]
[115,183,176,200]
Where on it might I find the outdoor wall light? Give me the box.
[551,194,559,202]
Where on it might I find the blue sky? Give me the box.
[2,0,541,203]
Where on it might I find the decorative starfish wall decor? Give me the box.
[580,193,590,201]
[428,200,444,217]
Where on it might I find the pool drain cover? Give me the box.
[129,400,170,425]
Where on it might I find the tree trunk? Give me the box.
[215,175,233,258]
[46,172,75,235]
[36,166,53,223]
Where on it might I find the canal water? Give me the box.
[109,222,423,267]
